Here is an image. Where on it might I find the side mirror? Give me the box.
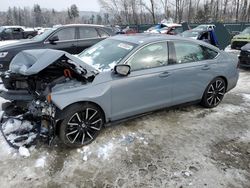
[114,64,131,76]
[49,35,59,44]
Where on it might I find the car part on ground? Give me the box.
[0,34,239,148]
[239,43,250,68]
[231,27,250,50]
[0,24,115,72]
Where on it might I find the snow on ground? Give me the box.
[0,70,250,187]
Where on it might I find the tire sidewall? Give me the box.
[201,77,226,108]
[59,103,104,148]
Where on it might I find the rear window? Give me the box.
[98,29,110,38]
[173,41,218,64]
[79,27,98,39]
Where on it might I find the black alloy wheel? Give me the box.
[59,103,104,147]
[201,77,226,108]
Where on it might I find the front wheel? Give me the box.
[201,77,226,108]
[59,103,104,148]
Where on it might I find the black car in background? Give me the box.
[0,24,114,71]
[239,43,250,68]
[0,26,38,40]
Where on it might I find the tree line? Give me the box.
[99,0,250,24]
[0,4,107,27]
[0,0,249,28]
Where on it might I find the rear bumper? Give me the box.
[231,41,249,50]
[239,56,250,67]
[227,69,239,92]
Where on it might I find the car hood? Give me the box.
[0,40,19,47]
[9,49,99,76]
[0,39,39,51]
[233,34,250,40]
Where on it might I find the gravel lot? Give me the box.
[0,69,249,188]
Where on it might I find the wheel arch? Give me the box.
[54,101,107,135]
[56,101,107,122]
[217,76,228,91]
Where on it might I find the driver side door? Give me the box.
[111,42,173,121]
[45,27,78,54]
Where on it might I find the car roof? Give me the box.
[1,25,24,28]
[111,33,191,44]
[58,24,108,28]
[110,33,220,51]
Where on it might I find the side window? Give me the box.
[173,27,183,34]
[173,42,218,64]
[98,29,110,38]
[53,28,75,41]
[202,46,218,59]
[174,42,206,63]
[79,27,98,39]
[13,28,21,32]
[127,42,168,71]
[4,28,12,33]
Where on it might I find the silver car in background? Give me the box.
[0,34,239,147]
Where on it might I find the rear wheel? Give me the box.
[59,103,104,148]
[201,77,226,108]
[27,35,33,39]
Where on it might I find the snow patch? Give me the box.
[215,104,246,114]
[242,94,250,105]
[19,146,30,157]
[97,142,114,160]
[35,156,46,168]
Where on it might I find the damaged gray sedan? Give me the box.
[0,34,239,148]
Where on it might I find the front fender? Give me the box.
[51,83,112,122]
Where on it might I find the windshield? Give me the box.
[78,39,137,71]
[181,31,199,38]
[241,27,250,34]
[32,28,56,41]
[0,27,5,33]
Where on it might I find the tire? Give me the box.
[27,35,33,39]
[201,77,226,108]
[59,103,104,148]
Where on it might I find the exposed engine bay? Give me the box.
[0,49,97,148]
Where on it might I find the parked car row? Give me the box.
[0,25,38,40]
[0,24,114,71]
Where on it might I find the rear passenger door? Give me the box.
[76,27,103,54]
[169,41,219,105]
[45,27,78,54]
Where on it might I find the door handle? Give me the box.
[201,65,210,70]
[159,71,171,78]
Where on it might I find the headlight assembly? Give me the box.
[0,52,8,58]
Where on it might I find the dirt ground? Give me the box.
[0,69,250,188]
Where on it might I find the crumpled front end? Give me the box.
[0,49,97,148]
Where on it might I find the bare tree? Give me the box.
[141,0,157,24]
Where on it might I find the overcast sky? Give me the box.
[0,0,101,11]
